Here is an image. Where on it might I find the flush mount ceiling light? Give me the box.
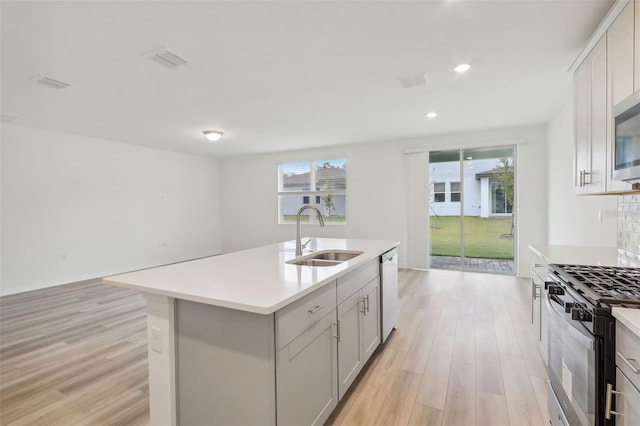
[426,112,438,119]
[454,63,471,73]
[203,130,224,142]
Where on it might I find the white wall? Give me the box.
[546,100,617,247]
[1,124,222,296]
[220,141,406,259]
[220,124,548,276]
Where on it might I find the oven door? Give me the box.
[546,291,601,426]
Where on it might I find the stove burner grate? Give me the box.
[551,264,640,305]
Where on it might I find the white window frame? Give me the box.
[433,182,445,203]
[278,159,347,225]
[450,181,461,203]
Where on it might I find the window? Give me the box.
[433,182,445,202]
[278,159,347,224]
[491,180,513,214]
[450,181,461,202]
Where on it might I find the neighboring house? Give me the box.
[281,166,347,218]
[430,158,513,218]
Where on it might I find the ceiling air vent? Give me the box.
[32,75,71,89]
[148,49,189,68]
[398,73,429,89]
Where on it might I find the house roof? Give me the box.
[283,167,346,190]
[475,167,503,180]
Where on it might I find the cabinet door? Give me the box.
[635,0,640,91]
[276,311,338,426]
[610,2,634,105]
[337,290,364,399]
[362,277,381,363]
[588,35,607,194]
[531,277,541,338]
[614,368,640,426]
[574,59,590,194]
[609,1,635,193]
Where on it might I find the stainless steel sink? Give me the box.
[287,250,363,267]
[309,251,362,261]
[290,259,343,267]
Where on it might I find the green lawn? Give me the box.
[430,216,514,259]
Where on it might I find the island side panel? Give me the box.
[144,294,178,426]
[176,299,276,426]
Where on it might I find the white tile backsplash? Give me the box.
[618,194,640,267]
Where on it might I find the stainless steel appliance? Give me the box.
[380,248,398,343]
[613,91,640,183]
[546,264,640,426]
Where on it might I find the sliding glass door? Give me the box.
[428,146,515,274]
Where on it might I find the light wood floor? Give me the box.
[0,269,549,425]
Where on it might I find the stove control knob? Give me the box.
[564,302,576,314]
[548,285,565,296]
[571,308,593,322]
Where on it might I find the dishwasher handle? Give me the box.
[381,248,397,263]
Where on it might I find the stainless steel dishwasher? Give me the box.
[380,248,398,343]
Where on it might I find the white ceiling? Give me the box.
[1,1,613,158]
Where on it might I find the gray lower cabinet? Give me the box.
[337,276,381,399]
[530,262,548,365]
[276,311,338,426]
[362,277,381,362]
[175,259,386,425]
[337,289,364,398]
[608,321,640,424]
[613,368,640,425]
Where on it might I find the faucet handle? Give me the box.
[300,238,311,249]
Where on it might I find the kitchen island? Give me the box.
[104,238,399,426]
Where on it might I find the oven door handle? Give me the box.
[547,293,566,316]
[545,292,596,351]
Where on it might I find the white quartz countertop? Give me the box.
[528,243,619,267]
[104,238,398,315]
[613,307,640,338]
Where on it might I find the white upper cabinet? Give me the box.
[635,0,640,91]
[574,0,638,195]
[608,0,635,192]
[574,35,607,194]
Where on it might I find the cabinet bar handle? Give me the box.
[336,321,341,342]
[605,383,622,419]
[618,351,640,374]
[579,170,584,187]
[308,305,324,315]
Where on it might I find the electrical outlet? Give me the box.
[151,327,162,353]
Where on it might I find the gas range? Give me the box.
[549,264,640,308]
[545,263,640,426]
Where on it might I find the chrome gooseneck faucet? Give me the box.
[295,205,325,256]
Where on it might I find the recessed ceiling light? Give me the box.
[454,63,471,73]
[426,112,437,119]
[203,130,224,142]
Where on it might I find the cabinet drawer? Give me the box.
[614,367,640,426]
[276,281,337,350]
[617,321,640,391]
[337,259,379,304]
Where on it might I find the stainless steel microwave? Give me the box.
[614,91,640,183]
